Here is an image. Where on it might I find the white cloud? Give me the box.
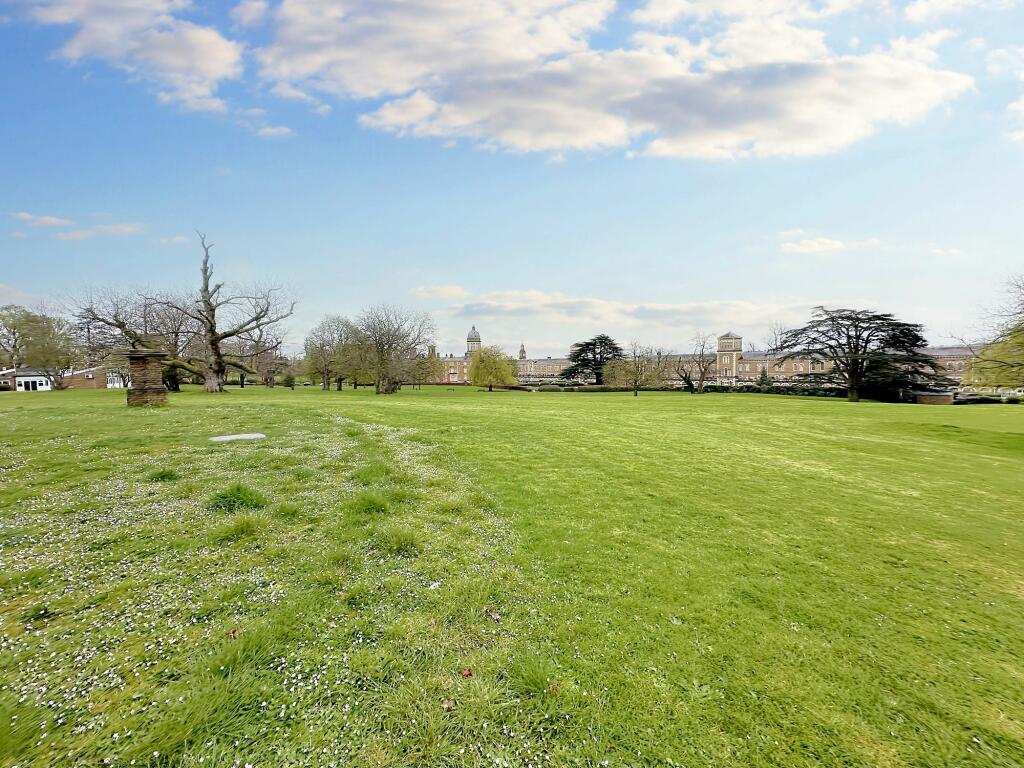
[11,231,28,239]
[231,0,269,27]
[257,1,972,159]
[781,237,849,254]
[55,222,144,240]
[412,285,470,300]
[159,234,190,244]
[905,0,1017,23]
[12,211,74,227]
[22,0,989,158]
[31,0,243,112]
[256,125,294,138]
[987,46,1024,139]
[450,288,820,333]
[632,0,865,27]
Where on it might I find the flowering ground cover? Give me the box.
[1,387,1022,767]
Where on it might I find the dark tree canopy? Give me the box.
[561,334,624,384]
[778,307,946,402]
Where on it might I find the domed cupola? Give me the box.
[466,325,482,356]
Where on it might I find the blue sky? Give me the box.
[2,1,1023,357]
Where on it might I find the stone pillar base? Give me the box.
[127,386,168,406]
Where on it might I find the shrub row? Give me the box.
[531,383,846,397]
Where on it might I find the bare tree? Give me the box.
[150,234,294,392]
[965,274,1024,387]
[355,305,435,394]
[76,288,202,390]
[672,332,716,393]
[606,341,668,396]
[304,315,350,390]
[759,321,788,382]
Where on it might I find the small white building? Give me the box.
[0,368,53,392]
[0,366,122,392]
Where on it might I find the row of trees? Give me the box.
[560,332,723,395]
[560,307,967,401]
[303,308,437,394]
[303,311,520,394]
[1,235,294,392]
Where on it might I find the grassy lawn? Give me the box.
[1,386,1022,767]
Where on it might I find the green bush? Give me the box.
[208,484,267,512]
[1004,396,1021,404]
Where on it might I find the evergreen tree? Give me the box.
[560,334,623,384]
[778,307,946,402]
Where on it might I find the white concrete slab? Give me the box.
[209,433,267,442]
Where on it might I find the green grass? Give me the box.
[1,385,1022,767]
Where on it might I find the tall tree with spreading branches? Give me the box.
[561,334,623,384]
[304,315,350,390]
[606,341,668,396]
[355,305,435,394]
[150,234,294,393]
[778,307,943,402]
[672,331,716,393]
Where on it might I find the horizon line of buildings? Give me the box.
[428,327,977,386]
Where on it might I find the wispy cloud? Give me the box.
[12,211,74,227]
[55,222,144,241]
[412,285,470,300]
[781,237,850,255]
[256,125,294,139]
[29,0,243,112]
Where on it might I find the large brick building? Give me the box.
[429,328,977,387]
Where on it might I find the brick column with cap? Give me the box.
[126,335,168,406]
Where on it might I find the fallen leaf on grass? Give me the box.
[461,668,474,678]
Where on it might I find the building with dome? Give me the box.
[426,326,485,384]
[426,326,977,387]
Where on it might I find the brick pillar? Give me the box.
[127,350,168,406]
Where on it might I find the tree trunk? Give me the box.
[204,366,225,393]
[633,387,639,397]
[204,331,226,392]
[335,377,343,391]
[163,368,181,392]
[239,373,246,389]
[847,388,860,402]
[488,383,493,392]
[321,374,329,390]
